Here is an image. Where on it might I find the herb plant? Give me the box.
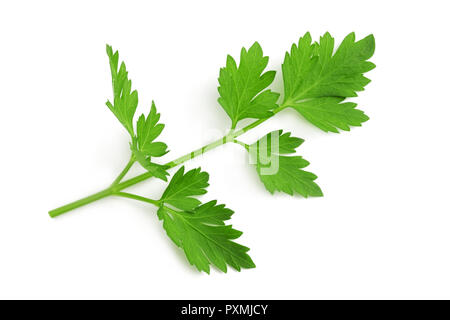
[49,32,375,273]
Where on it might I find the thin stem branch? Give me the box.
[110,156,135,187]
[49,102,290,217]
[115,192,160,206]
[233,139,250,151]
[116,192,183,217]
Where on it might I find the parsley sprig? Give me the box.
[49,32,375,273]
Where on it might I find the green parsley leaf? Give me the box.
[282,32,375,132]
[135,101,168,157]
[218,42,280,128]
[250,130,323,197]
[130,101,169,180]
[159,166,209,211]
[157,167,255,273]
[130,145,169,181]
[106,45,138,137]
[291,97,369,133]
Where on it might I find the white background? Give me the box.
[1,0,449,299]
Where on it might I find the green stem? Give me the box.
[49,187,114,218]
[166,134,232,168]
[49,103,290,217]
